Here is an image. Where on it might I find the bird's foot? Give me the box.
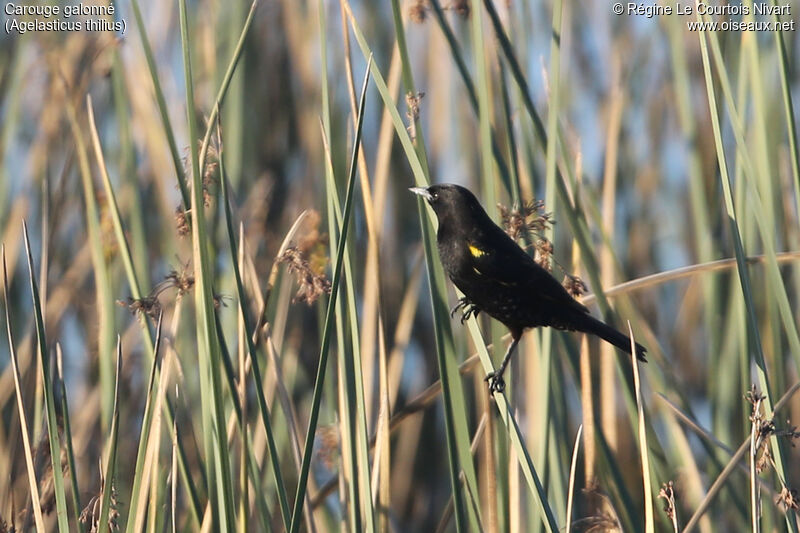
[484,371,506,393]
[459,305,480,324]
[450,297,470,318]
[450,298,480,323]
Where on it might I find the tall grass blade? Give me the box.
[63,98,115,435]
[128,311,166,532]
[22,221,70,532]
[289,57,371,533]
[179,0,236,526]
[319,122,375,532]
[680,382,800,532]
[218,115,292,528]
[86,93,202,529]
[98,336,123,533]
[127,0,190,208]
[770,0,800,220]
[463,318,559,533]
[629,323,654,533]
[2,245,46,532]
[55,344,83,531]
[377,3,484,528]
[196,0,259,180]
[695,16,797,532]
[565,424,582,533]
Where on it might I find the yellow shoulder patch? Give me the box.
[468,244,486,258]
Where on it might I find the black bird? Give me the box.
[411,183,646,393]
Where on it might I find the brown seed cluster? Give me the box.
[279,210,331,305]
[574,485,622,532]
[450,0,470,18]
[202,142,220,204]
[658,481,677,525]
[280,246,332,305]
[120,295,161,319]
[408,0,471,23]
[498,199,552,243]
[498,199,584,285]
[175,206,191,236]
[498,200,556,271]
[316,425,340,471]
[182,143,219,210]
[163,266,196,296]
[79,477,119,532]
[408,0,427,23]
[31,432,68,518]
[747,386,774,474]
[776,487,800,511]
[213,293,231,309]
[535,238,553,271]
[175,140,220,237]
[562,273,588,298]
[0,517,15,532]
[405,92,425,141]
[746,385,800,511]
[119,261,196,318]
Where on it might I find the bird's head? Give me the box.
[409,183,484,222]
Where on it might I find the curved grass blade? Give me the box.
[565,424,583,533]
[211,306,281,531]
[319,124,371,532]
[2,245,46,532]
[63,96,115,436]
[580,252,800,307]
[538,0,565,519]
[703,25,800,377]
[433,415,488,533]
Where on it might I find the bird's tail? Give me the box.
[577,314,647,362]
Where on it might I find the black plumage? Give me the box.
[411,183,646,392]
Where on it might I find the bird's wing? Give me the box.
[467,224,588,313]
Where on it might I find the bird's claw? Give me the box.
[460,305,480,324]
[485,372,506,393]
[450,297,469,318]
[450,297,480,323]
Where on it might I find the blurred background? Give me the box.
[1,0,800,531]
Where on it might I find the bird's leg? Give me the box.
[485,335,521,393]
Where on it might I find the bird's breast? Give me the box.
[437,238,473,280]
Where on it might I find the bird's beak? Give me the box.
[409,186,432,202]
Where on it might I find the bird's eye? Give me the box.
[432,192,439,200]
